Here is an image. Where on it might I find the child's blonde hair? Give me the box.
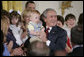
[21,10,32,29]
[30,10,40,16]
[1,16,10,36]
[21,10,32,22]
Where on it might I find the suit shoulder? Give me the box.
[67,47,83,56]
[56,26,67,33]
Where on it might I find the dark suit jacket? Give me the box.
[67,47,83,56]
[6,28,19,49]
[47,26,67,51]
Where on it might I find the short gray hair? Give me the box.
[42,8,56,18]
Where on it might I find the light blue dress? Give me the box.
[3,44,10,56]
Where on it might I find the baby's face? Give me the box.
[66,19,76,28]
[30,13,40,23]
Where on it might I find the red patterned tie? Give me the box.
[67,36,72,49]
[46,28,50,38]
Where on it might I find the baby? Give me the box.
[27,10,44,38]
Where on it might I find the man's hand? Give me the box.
[11,47,24,56]
[39,31,48,42]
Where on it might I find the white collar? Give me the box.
[72,44,83,52]
[9,24,23,46]
[46,26,52,33]
[9,24,21,31]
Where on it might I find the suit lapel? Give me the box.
[48,26,58,41]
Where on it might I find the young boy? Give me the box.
[27,10,44,38]
[63,14,76,39]
[57,15,64,28]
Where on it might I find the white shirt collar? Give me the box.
[72,44,83,52]
[46,26,52,33]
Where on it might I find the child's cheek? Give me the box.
[15,19,18,23]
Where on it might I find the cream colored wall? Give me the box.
[22,1,61,14]
[35,1,60,14]
[22,1,83,23]
[63,1,83,23]
[22,1,27,11]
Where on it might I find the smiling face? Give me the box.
[30,13,40,24]
[65,19,76,29]
[44,10,57,27]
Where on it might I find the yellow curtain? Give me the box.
[2,1,22,12]
[2,1,8,11]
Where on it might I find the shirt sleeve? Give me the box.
[46,40,51,46]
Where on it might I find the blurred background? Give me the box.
[1,1,83,23]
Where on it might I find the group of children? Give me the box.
[57,14,76,53]
[1,9,44,56]
[1,8,77,56]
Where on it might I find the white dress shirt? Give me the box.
[46,26,52,46]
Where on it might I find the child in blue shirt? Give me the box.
[27,10,44,38]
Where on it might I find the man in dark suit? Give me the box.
[39,8,67,56]
[67,13,83,56]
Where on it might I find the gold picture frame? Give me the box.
[61,1,72,16]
